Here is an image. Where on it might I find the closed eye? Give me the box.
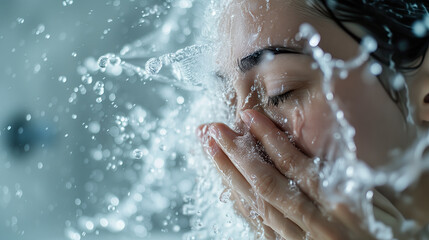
[267,90,294,106]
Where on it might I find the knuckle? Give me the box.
[279,220,293,238]
[254,174,278,198]
[295,198,309,217]
[277,153,297,174]
[261,127,281,146]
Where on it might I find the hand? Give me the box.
[197,109,375,240]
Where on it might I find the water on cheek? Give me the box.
[290,104,304,139]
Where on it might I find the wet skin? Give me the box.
[198,0,429,239]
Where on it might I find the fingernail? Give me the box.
[208,125,220,140]
[196,124,209,139]
[205,137,219,157]
[240,111,252,127]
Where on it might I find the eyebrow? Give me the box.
[238,46,303,73]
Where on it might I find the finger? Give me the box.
[240,109,320,200]
[209,123,346,240]
[230,190,277,240]
[238,111,374,239]
[334,202,379,240]
[199,128,253,194]
[230,183,305,240]
[199,125,306,239]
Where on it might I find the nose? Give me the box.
[233,80,264,132]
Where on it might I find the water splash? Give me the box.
[64,2,429,240]
[296,22,429,239]
[145,57,163,75]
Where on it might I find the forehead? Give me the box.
[219,0,322,65]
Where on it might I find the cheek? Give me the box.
[298,95,334,158]
[269,91,334,158]
[274,75,411,167]
[332,69,411,167]
[264,70,413,166]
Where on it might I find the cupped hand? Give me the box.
[197,109,375,240]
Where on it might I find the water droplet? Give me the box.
[93,81,105,95]
[114,219,126,231]
[65,227,81,240]
[109,93,116,101]
[109,56,121,65]
[219,189,231,203]
[182,204,196,215]
[88,121,100,134]
[172,225,180,232]
[249,210,259,219]
[100,218,109,227]
[71,52,77,57]
[159,128,167,135]
[159,144,167,151]
[413,21,427,37]
[176,96,185,105]
[85,221,94,231]
[346,166,354,177]
[369,62,382,75]
[361,36,377,53]
[78,84,87,94]
[145,57,162,75]
[33,64,41,74]
[69,92,77,103]
[366,190,374,200]
[132,149,144,159]
[107,205,116,212]
[58,76,67,83]
[81,74,93,84]
[339,70,348,79]
[392,74,405,90]
[37,162,43,169]
[120,45,131,56]
[35,24,45,35]
[336,111,344,120]
[309,33,321,47]
[62,0,73,6]
[16,189,23,198]
[97,56,109,69]
[16,18,24,24]
[110,196,120,206]
[26,114,31,121]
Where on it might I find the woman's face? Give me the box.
[217,0,416,168]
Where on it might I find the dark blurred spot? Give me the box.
[3,113,56,157]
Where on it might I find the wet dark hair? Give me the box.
[313,0,429,116]
[314,0,429,71]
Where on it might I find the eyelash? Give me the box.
[267,90,294,106]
